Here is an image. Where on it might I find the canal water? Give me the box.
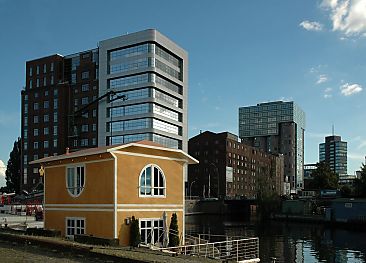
[185,215,366,263]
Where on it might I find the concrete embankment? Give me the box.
[0,230,217,263]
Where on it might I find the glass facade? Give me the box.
[101,32,186,151]
[319,136,347,177]
[239,101,306,191]
[109,133,180,149]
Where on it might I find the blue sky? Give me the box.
[0,0,366,186]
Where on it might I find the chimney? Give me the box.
[66,147,70,155]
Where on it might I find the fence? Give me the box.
[157,237,260,262]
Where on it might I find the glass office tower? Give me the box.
[319,135,347,179]
[239,101,305,193]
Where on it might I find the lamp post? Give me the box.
[189,180,196,200]
[210,163,220,199]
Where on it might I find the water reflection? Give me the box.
[185,215,366,262]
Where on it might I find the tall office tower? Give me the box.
[98,30,187,151]
[239,101,305,193]
[319,135,347,179]
[20,29,187,192]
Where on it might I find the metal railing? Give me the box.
[157,237,260,262]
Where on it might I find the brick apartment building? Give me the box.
[21,29,188,192]
[188,131,284,199]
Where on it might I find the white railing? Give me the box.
[157,237,260,262]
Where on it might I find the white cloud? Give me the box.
[349,152,366,161]
[340,82,363,96]
[324,94,333,98]
[299,20,324,31]
[322,0,366,36]
[317,74,329,84]
[324,87,333,98]
[0,160,6,188]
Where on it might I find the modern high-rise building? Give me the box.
[20,29,188,192]
[239,101,305,193]
[98,30,187,150]
[319,135,347,179]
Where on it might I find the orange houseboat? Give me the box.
[31,140,198,246]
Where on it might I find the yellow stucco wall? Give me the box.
[45,157,114,204]
[115,152,184,205]
[45,210,114,238]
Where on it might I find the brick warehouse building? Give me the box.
[21,29,188,192]
[188,131,284,199]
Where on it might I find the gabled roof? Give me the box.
[30,140,198,165]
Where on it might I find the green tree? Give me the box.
[129,216,141,247]
[5,138,21,194]
[256,166,281,219]
[310,161,338,190]
[340,184,352,197]
[168,213,179,247]
[355,163,366,197]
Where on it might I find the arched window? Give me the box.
[139,164,165,197]
[66,165,85,197]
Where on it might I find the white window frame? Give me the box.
[138,164,166,198]
[65,165,86,197]
[65,217,86,239]
[139,218,164,246]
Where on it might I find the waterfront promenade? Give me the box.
[0,214,217,263]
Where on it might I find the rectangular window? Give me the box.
[50,62,54,72]
[34,103,39,110]
[139,219,163,245]
[82,71,89,79]
[44,141,49,148]
[33,116,39,123]
[44,114,49,122]
[81,125,88,132]
[23,168,27,184]
[53,126,58,136]
[44,101,49,109]
[66,218,85,238]
[71,73,76,84]
[92,138,96,146]
[29,67,33,77]
[24,117,28,126]
[36,65,39,75]
[53,139,57,148]
[54,88,58,96]
[23,155,28,165]
[34,142,38,149]
[54,99,58,109]
[81,84,89,91]
[92,124,96,131]
[54,113,58,122]
[43,77,47,86]
[44,127,49,135]
[34,129,38,136]
[43,64,47,73]
[24,142,28,151]
[81,97,89,105]
[80,138,88,146]
[36,78,40,87]
[29,80,32,89]
[51,75,54,85]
